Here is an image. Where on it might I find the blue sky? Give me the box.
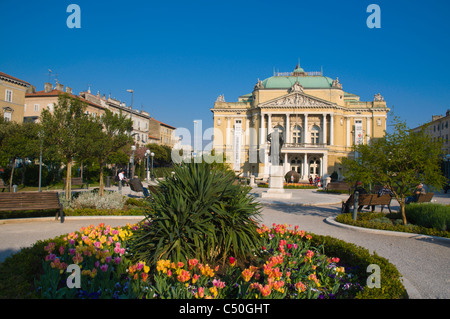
[1,0,449,143]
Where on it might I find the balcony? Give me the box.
[282,143,327,149]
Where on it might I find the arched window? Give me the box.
[311,125,320,144]
[292,125,302,143]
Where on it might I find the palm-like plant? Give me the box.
[127,162,262,268]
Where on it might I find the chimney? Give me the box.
[55,83,64,91]
[44,82,53,93]
[65,87,72,94]
[27,85,36,94]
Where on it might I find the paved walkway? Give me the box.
[1,188,449,298]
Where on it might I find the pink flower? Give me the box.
[100,264,108,272]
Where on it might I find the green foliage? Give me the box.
[0,236,66,298]
[127,162,262,267]
[405,203,450,231]
[336,212,450,238]
[340,115,446,224]
[308,234,407,299]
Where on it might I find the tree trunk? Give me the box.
[400,199,407,225]
[99,162,104,197]
[9,158,15,192]
[66,159,72,202]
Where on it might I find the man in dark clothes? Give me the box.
[342,181,367,213]
[128,176,150,197]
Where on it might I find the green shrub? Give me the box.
[336,213,449,238]
[309,234,407,299]
[0,236,66,298]
[405,203,450,231]
[127,162,262,268]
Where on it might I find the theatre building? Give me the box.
[211,64,390,181]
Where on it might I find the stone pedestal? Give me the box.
[261,165,292,199]
[249,175,257,187]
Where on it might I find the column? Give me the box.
[284,153,288,174]
[285,113,290,144]
[319,157,323,178]
[330,114,334,146]
[346,117,351,147]
[303,153,308,180]
[366,117,371,144]
[304,113,308,144]
[260,113,265,145]
[226,117,231,148]
[268,113,272,136]
[322,114,327,145]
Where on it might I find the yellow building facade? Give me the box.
[211,64,389,181]
[0,71,30,123]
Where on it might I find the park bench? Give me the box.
[414,193,434,203]
[0,179,10,192]
[341,193,393,214]
[63,177,88,189]
[0,191,64,223]
[325,182,351,194]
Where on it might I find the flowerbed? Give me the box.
[35,222,367,299]
[258,183,318,189]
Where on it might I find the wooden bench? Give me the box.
[414,193,434,203]
[0,191,64,223]
[326,182,351,194]
[63,177,88,189]
[0,179,10,192]
[341,193,393,213]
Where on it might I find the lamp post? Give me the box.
[130,145,136,179]
[38,130,43,192]
[126,89,134,107]
[145,149,150,182]
[151,152,155,181]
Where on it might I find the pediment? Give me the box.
[259,92,335,108]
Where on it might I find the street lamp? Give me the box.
[130,145,136,179]
[145,149,150,182]
[126,89,134,107]
[151,152,155,181]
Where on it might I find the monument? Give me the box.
[261,128,292,199]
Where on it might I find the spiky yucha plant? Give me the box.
[127,162,262,268]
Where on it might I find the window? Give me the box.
[4,111,12,122]
[34,104,40,112]
[5,90,12,102]
[310,125,320,144]
[292,125,302,143]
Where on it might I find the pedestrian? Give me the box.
[406,183,426,204]
[129,176,150,197]
[118,170,128,186]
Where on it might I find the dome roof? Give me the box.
[261,75,334,89]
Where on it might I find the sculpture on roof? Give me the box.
[216,94,225,102]
[332,77,342,89]
[254,78,264,90]
[289,81,304,93]
[374,93,384,101]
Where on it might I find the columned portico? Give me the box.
[211,63,390,182]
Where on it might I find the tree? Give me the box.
[90,109,133,196]
[340,116,446,225]
[0,120,40,190]
[40,93,94,201]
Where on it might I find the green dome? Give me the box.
[261,75,334,89]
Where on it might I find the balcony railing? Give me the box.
[283,143,327,149]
